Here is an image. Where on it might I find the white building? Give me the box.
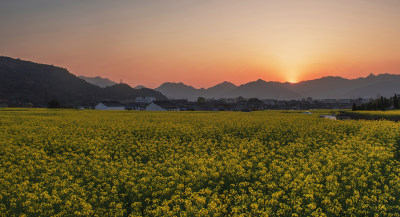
[146,101,179,111]
[95,101,125,110]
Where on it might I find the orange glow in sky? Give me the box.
[1,0,400,88]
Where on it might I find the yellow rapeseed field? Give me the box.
[1,109,400,216]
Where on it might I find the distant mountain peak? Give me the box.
[244,79,267,86]
[220,81,235,85]
[78,75,117,88]
[155,82,203,100]
[209,81,237,88]
[159,82,190,88]
[134,85,146,89]
[111,83,131,88]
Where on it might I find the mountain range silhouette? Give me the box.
[155,73,400,100]
[1,56,400,105]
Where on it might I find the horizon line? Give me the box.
[2,55,398,90]
[115,72,393,90]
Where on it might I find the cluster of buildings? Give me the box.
[92,97,373,111]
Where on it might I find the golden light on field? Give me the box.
[2,108,400,215]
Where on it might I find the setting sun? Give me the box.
[1,0,400,88]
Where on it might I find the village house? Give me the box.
[95,101,125,110]
[125,103,146,111]
[146,101,180,111]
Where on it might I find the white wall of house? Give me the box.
[95,103,125,110]
[146,102,167,111]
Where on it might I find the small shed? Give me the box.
[95,101,125,110]
[146,101,179,111]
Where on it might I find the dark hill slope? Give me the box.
[0,56,166,106]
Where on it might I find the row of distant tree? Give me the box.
[352,94,400,111]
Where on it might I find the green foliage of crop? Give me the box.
[1,109,400,216]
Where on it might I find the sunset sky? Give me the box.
[1,0,400,88]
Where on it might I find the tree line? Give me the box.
[352,94,400,111]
